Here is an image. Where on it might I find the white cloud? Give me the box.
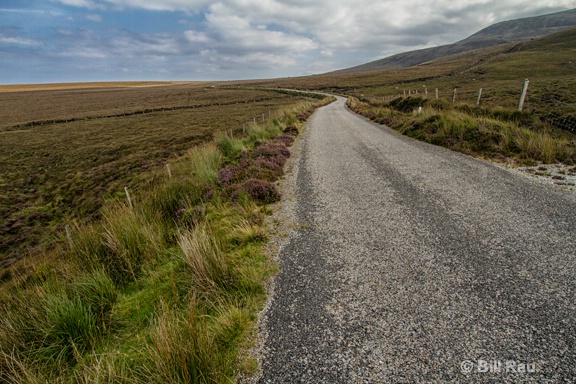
[0,36,42,46]
[86,14,102,22]
[52,0,105,10]
[59,47,108,58]
[204,9,317,52]
[184,30,212,44]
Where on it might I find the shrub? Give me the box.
[271,133,295,147]
[296,113,309,122]
[282,125,299,136]
[388,97,429,113]
[250,143,290,160]
[229,178,281,204]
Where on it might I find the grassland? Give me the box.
[238,29,576,165]
[0,81,193,93]
[240,28,576,116]
[0,90,332,382]
[336,30,576,164]
[0,84,316,261]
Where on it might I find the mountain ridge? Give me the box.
[330,8,576,74]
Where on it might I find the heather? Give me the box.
[0,96,334,383]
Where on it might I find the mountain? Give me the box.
[331,8,576,74]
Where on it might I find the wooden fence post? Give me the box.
[518,79,529,111]
[166,163,172,179]
[452,89,457,105]
[435,88,439,100]
[476,88,483,107]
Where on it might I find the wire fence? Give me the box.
[366,79,576,134]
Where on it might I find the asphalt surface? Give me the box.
[257,96,576,383]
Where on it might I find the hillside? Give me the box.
[332,8,576,74]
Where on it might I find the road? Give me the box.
[255,96,576,383]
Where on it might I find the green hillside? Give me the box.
[331,8,576,74]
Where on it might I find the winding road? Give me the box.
[257,96,576,383]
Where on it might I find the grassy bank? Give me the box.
[0,96,333,383]
[347,96,576,165]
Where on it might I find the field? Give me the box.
[0,92,332,382]
[237,29,576,164]
[0,83,314,260]
[242,29,576,117]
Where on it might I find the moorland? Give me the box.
[0,20,575,384]
[0,84,314,260]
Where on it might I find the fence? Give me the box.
[365,79,576,134]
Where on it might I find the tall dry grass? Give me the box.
[0,95,332,383]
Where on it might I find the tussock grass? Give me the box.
[179,225,230,292]
[0,95,332,383]
[216,132,246,159]
[349,97,576,164]
[142,298,225,384]
[73,270,118,331]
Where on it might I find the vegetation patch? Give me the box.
[0,86,318,262]
[348,96,576,165]
[0,95,334,383]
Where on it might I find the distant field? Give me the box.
[0,84,310,260]
[0,81,193,93]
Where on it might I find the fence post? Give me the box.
[518,79,529,111]
[452,89,457,105]
[65,225,73,250]
[166,163,172,179]
[125,187,133,209]
[403,90,406,97]
[435,88,439,100]
[476,88,483,107]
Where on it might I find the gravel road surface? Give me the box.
[257,96,576,383]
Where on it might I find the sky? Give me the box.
[0,0,575,84]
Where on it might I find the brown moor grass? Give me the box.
[0,85,311,261]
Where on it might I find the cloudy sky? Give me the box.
[0,0,574,83]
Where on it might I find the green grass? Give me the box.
[348,96,576,164]
[0,96,332,383]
